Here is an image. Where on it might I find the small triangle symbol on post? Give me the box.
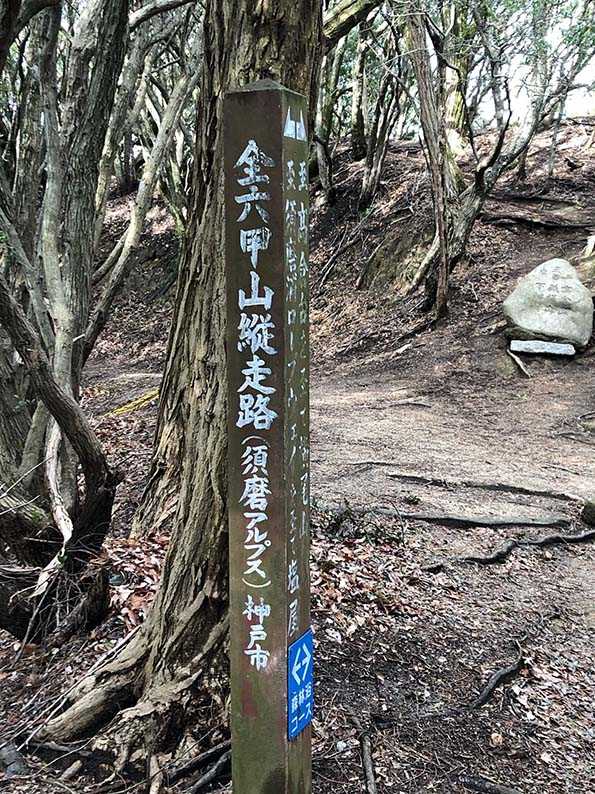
[296,111,306,141]
[284,108,296,139]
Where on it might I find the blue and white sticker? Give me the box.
[288,628,314,740]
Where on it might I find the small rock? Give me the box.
[576,255,595,296]
[496,353,518,377]
[510,339,575,356]
[576,235,595,295]
[503,258,594,348]
[581,500,595,526]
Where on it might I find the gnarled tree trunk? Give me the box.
[0,0,129,643]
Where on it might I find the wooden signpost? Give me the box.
[225,80,312,794]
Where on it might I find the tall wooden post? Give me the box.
[225,80,312,794]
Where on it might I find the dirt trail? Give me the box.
[311,365,594,520]
[307,347,595,794]
[97,360,593,523]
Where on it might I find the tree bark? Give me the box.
[58,0,130,389]
[0,268,118,527]
[0,266,120,637]
[350,23,368,161]
[0,0,130,641]
[443,0,473,155]
[93,31,153,252]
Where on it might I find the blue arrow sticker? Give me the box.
[287,628,314,741]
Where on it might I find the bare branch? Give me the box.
[15,0,59,35]
[0,0,22,78]
[323,0,382,51]
[0,270,111,494]
[85,65,199,358]
[130,0,195,31]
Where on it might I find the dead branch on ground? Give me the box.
[507,349,531,378]
[168,740,231,785]
[348,709,378,794]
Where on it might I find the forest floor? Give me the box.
[1,122,594,793]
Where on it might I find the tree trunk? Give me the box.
[350,22,368,160]
[546,96,567,180]
[0,0,130,642]
[45,0,323,755]
[0,265,120,639]
[443,0,472,156]
[406,3,451,316]
[58,0,130,390]
[359,60,402,210]
[94,32,153,252]
[0,0,22,78]
[12,16,44,261]
[313,37,345,205]
[85,66,199,360]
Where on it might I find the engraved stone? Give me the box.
[503,258,593,348]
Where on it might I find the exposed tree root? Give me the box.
[386,509,566,529]
[355,239,385,291]
[317,225,360,289]
[335,315,436,359]
[318,501,571,528]
[425,528,595,572]
[461,539,519,566]
[34,613,229,789]
[149,753,168,794]
[169,739,231,785]
[463,528,595,565]
[481,202,595,229]
[37,630,149,744]
[458,774,522,794]
[186,749,231,793]
[470,652,526,709]
[382,469,576,502]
